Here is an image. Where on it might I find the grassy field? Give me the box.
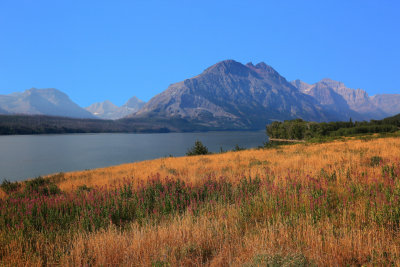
[1,136,400,266]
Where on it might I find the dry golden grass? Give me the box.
[63,199,400,266]
[55,137,400,266]
[56,137,400,191]
[3,136,400,266]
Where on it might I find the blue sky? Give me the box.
[0,0,399,107]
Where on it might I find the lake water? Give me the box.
[0,131,267,182]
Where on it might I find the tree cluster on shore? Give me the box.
[267,114,400,141]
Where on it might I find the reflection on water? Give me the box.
[0,131,267,181]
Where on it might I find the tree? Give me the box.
[186,140,209,156]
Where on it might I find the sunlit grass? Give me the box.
[1,136,400,265]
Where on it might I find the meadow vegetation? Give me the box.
[267,115,400,141]
[1,136,400,265]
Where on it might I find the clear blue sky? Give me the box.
[0,0,399,107]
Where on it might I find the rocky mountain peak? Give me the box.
[246,61,276,73]
[204,60,250,77]
[255,62,274,72]
[125,96,145,108]
[319,78,345,90]
[245,62,255,68]
[246,61,286,84]
[290,80,312,92]
[101,100,118,108]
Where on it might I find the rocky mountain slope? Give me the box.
[86,96,145,120]
[291,79,362,120]
[131,60,340,129]
[291,78,390,120]
[370,94,400,116]
[0,88,95,119]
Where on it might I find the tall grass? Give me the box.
[1,137,400,265]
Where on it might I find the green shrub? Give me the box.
[186,140,209,156]
[232,144,245,151]
[24,176,61,196]
[49,184,62,195]
[0,179,21,194]
[25,176,49,193]
[370,156,383,167]
[48,172,65,183]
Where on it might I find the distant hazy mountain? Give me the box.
[124,96,146,111]
[86,96,145,120]
[118,96,146,118]
[131,60,340,130]
[0,88,96,118]
[85,100,119,119]
[291,79,362,120]
[291,78,388,120]
[370,94,400,116]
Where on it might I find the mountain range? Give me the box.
[132,61,332,129]
[290,78,388,121]
[0,60,398,131]
[0,88,95,119]
[85,97,145,120]
[131,60,398,129]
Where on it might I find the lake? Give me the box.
[0,131,267,182]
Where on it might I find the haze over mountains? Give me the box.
[85,97,145,119]
[0,88,95,119]
[0,59,399,131]
[290,78,388,121]
[370,94,400,115]
[0,88,145,120]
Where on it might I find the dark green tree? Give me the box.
[186,140,210,156]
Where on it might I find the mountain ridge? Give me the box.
[291,78,389,120]
[0,88,95,119]
[1,59,399,130]
[85,96,145,120]
[132,59,337,129]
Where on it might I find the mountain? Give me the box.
[291,79,365,120]
[318,78,387,119]
[291,78,388,120]
[124,96,145,111]
[117,96,146,118]
[0,88,96,118]
[86,96,145,120]
[86,100,120,119]
[371,94,400,116]
[131,60,340,130]
[290,79,313,92]
[2,61,397,131]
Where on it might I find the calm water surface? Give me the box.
[0,131,267,181]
